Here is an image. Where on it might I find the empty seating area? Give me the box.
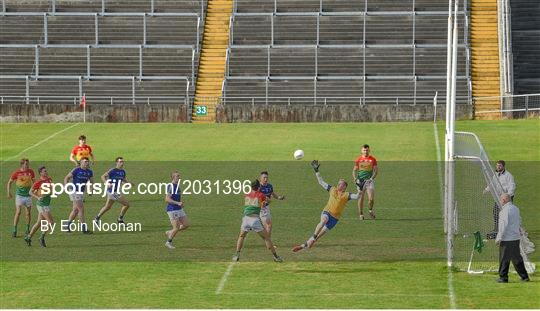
[510,0,540,95]
[224,0,471,105]
[0,0,204,104]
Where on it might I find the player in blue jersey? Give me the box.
[94,157,132,225]
[63,157,94,234]
[164,171,190,249]
[258,171,285,239]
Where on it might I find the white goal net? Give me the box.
[450,131,535,274]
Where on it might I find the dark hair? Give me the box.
[79,135,86,140]
[38,166,46,174]
[20,158,29,165]
[115,156,124,162]
[80,157,89,162]
[251,179,260,191]
[497,160,506,167]
[260,171,269,176]
[363,144,370,149]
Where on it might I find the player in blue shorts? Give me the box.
[164,171,190,249]
[63,157,94,234]
[258,171,285,239]
[94,157,132,225]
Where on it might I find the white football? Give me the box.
[293,149,304,160]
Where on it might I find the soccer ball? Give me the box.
[293,150,304,160]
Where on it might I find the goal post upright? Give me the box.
[445,0,459,268]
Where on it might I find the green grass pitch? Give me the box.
[0,120,539,308]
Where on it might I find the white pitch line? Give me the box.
[2,123,80,162]
[447,267,457,309]
[221,292,448,298]
[434,122,457,309]
[215,261,236,295]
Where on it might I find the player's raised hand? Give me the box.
[311,160,320,172]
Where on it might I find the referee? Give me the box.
[495,194,530,283]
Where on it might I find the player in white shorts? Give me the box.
[232,179,282,262]
[64,157,94,234]
[25,166,54,247]
[352,144,378,220]
[94,157,131,225]
[6,158,35,237]
[164,171,190,249]
[258,171,285,240]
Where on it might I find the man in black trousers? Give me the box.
[495,193,530,283]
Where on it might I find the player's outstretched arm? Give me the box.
[312,161,331,191]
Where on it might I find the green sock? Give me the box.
[12,226,17,233]
[40,233,45,239]
[25,224,30,233]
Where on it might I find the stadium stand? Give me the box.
[0,0,205,105]
[510,0,540,95]
[223,0,471,107]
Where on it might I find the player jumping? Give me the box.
[6,158,35,237]
[94,157,131,225]
[232,179,283,262]
[352,144,378,220]
[293,160,360,252]
[64,157,94,234]
[25,166,54,247]
[165,171,190,249]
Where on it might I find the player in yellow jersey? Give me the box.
[292,160,361,252]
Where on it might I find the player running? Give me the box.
[6,158,35,237]
[258,171,285,239]
[25,166,54,247]
[70,135,95,165]
[293,160,361,252]
[94,157,131,225]
[232,179,283,262]
[164,171,190,249]
[352,144,378,220]
[64,157,94,234]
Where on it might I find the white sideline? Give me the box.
[434,122,457,309]
[2,123,80,163]
[215,261,236,295]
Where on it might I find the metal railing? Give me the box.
[0,95,189,106]
[1,0,206,17]
[219,95,469,106]
[0,76,191,104]
[473,93,540,119]
[1,12,202,52]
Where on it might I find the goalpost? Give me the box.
[444,0,534,274]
